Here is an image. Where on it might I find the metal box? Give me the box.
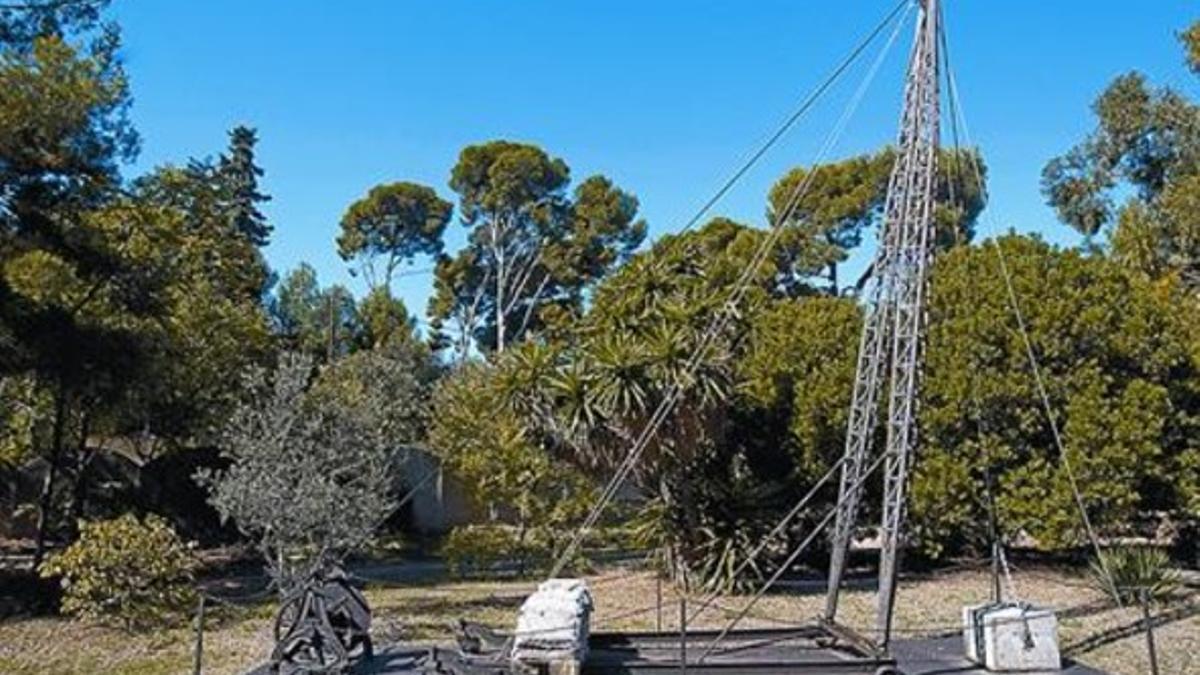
[963,602,1061,672]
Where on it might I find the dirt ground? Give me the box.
[0,563,1195,674]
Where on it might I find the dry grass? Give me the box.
[588,565,1199,675]
[0,564,1195,674]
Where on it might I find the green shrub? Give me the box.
[39,514,199,631]
[1089,545,1181,604]
[441,524,543,577]
[588,524,641,551]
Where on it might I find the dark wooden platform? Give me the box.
[250,631,1107,674]
[890,635,1104,675]
[587,627,894,674]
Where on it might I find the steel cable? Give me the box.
[937,13,1122,608]
[684,455,848,625]
[697,451,891,660]
[547,0,914,582]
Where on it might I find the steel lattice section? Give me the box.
[825,0,940,651]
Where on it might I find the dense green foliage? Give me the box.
[0,374,45,466]
[431,218,854,587]
[440,524,529,577]
[431,199,1200,589]
[738,294,864,538]
[272,263,358,360]
[0,3,276,564]
[428,361,596,574]
[39,513,198,631]
[2,0,1198,614]
[430,141,645,357]
[914,235,1200,555]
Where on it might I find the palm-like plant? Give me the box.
[468,219,802,587]
[1090,546,1181,604]
[516,221,771,585]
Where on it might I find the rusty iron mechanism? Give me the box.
[271,562,373,673]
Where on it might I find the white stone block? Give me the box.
[963,602,1060,672]
[513,579,593,666]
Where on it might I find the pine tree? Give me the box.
[219,125,272,246]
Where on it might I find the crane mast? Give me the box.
[824,0,940,649]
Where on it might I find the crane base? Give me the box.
[586,626,897,675]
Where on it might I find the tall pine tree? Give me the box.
[219,125,271,246]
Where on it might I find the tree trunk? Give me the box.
[517,272,550,340]
[854,259,875,295]
[677,469,700,584]
[456,319,472,366]
[33,382,67,568]
[69,413,93,533]
[495,249,506,352]
[515,507,529,577]
[327,292,336,362]
[492,215,509,353]
[657,473,694,586]
[457,268,491,364]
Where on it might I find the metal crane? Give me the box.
[824,0,941,650]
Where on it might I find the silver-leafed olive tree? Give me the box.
[198,352,411,590]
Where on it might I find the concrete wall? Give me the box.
[402,449,475,535]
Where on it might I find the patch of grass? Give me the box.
[0,656,41,675]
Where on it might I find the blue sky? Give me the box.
[113,1,1198,326]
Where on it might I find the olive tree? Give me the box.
[198,353,400,590]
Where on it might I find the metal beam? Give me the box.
[824,0,940,652]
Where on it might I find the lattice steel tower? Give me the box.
[824,0,940,649]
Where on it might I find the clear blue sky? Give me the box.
[113,1,1198,326]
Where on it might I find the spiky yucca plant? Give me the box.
[1090,546,1181,604]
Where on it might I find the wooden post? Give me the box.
[985,469,1001,604]
[679,597,687,675]
[656,575,663,632]
[193,595,206,675]
[1140,589,1159,675]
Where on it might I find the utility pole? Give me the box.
[825,0,940,651]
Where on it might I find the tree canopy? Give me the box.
[430,140,645,357]
[1043,29,1200,293]
[337,181,451,291]
[914,234,1200,553]
[768,148,987,295]
[1181,19,1200,74]
[219,126,271,247]
[200,352,404,588]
